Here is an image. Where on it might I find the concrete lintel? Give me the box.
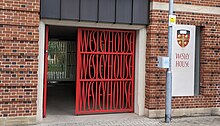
[41,19,146,30]
[150,2,220,15]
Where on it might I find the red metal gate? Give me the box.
[43,26,49,118]
[76,28,135,114]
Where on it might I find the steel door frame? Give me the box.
[76,28,135,114]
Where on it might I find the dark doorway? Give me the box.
[44,25,77,117]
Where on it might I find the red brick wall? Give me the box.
[0,0,40,117]
[146,8,220,110]
[151,0,220,7]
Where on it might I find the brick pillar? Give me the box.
[0,0,40,119]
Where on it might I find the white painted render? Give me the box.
[134,28,147,116]
[37,21,45,122]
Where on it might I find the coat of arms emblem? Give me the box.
[177,30,190,48]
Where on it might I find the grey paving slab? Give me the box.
[31,114,220,126]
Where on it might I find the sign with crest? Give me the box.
[172,25,196,96]
[177,30,190,48]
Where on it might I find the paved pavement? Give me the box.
[33,113,220,126]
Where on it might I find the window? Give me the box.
[194,26,202,95]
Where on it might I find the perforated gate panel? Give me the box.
[76,28,135,114]
[47,41,76,81]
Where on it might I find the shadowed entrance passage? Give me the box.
[47,84,75,115]
[44,26,77,116]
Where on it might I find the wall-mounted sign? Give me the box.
[172,25,196,96]
[169,15,176,26]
